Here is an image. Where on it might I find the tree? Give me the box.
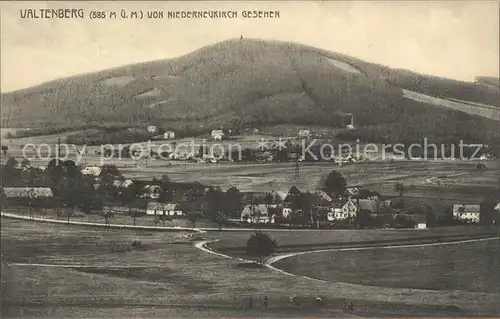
[215,212,228,230]
[20,158,31,168]
[64,204,75,224]
[480,198,497,225]
[102,209,114,227]
[156,212,171,227]
[127,208,141,226]
[1,145,8,156]
[319,171,347,197]
[394,182,406,197]
[187,212,200,229]
[355,210,372,228]
[205,187,224,219]
[5,157,18,169]
[224,187,243,218]
[425,205,438,227]
[264,193,274,207]
[245,231,278,265]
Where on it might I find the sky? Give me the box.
[1,1,499,92]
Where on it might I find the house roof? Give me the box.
[146,202,181,211]
[2,187,53,198]
[314,190,332,203]
[453,204,480,213]
[287,186,302,196]
[331,197,351,207]
[81,166,102,176]
[274,191,288,201]
[144,185,161,192]
[345,186,360,196]
[411,214,427,223]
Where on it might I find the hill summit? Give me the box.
[1,38,499,145]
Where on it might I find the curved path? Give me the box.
[194,236,500,315]
[195,237,500,281]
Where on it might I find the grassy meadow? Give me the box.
[2,218,500,317]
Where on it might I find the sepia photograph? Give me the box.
[0,1,499,318]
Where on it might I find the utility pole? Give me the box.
[294,160,300,180]
[56,138,61,166]
[316,197,320,229]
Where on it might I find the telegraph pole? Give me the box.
[294,160,300,180]
[56,138,61,166]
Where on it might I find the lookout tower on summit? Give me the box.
[346,113,355,130]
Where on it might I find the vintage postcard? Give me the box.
[1,1,499,318]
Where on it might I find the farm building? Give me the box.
[453,204,480,223]
[163,131,175,139]
[211,129,225,141]
[1,187,56,208]
[240,204,271,223]
[81,166,102,176]
[146,202,184,216]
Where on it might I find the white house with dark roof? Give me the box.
[163,131,176,139]
[327,198,357,221]
[211,129,225,141]
[453,204,480,223]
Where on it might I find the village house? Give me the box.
[297,129,311,139]
[112,179,134,188]
[81,166,102,177]
[146,202,184,216]
[327,198,357,221]
[147,125,158,134]
[163,131,175,139]
[211,129,225,141]
[453,204,480,223]
[240,204,272,224]
[412,214,427,229]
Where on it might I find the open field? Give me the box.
[274,239,500,294]
[211,226,500,255]
[2,135,499,200]
[2,218,500,317]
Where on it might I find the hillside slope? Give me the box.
[1,38,499,145]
